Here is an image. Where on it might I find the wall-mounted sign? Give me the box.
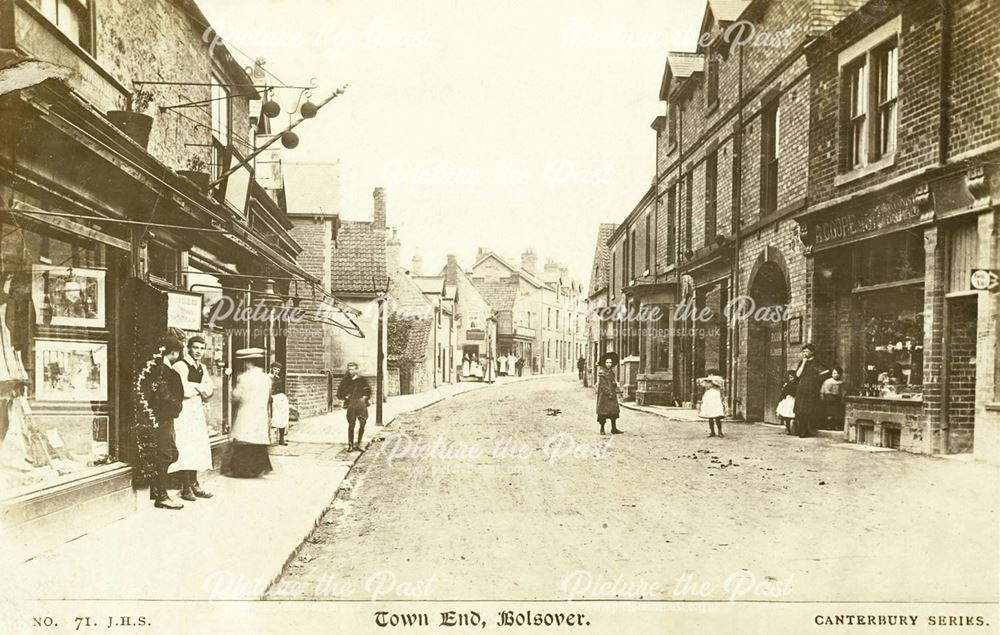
[813,195,921,246]
[970,269,999,291]
[167,291,204,331]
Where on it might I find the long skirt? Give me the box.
[222,442,272,478]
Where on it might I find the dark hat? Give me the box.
[601,351,620,366]
[801,343,816,352]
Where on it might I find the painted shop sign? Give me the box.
[167,291,204,331]
[813,195,920,245]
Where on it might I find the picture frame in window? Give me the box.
[31,265,106,328]
[34,339,109,402]
[787,316,802,345]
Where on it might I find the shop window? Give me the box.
[644,214,651,272]
[1,223,113,498]
[652,306,670,372]
[37,0,92,51]
[857,286,924,397]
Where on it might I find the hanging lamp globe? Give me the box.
[281,131,300,149]
[300,100,318,119]
[262,99,281,118]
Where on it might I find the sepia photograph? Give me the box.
[1,0,998,633]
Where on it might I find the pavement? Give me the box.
[4,372,565,601]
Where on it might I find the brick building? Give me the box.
[585,223,617,386]
[285,174,389,418]
[440,254,497,382]
[795,0,1000,463]
[1,0,322,556]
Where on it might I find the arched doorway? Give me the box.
[746,259,789,423]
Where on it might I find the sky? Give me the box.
[199,0,704,287]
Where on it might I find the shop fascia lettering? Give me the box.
[814,196,919,245]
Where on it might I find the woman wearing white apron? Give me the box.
[170,336,214,500]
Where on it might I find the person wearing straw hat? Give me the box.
[596,351,622,435]
[224,347,273,477]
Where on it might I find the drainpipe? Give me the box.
[729,41,746,417]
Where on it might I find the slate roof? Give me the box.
[666,52,705,78]
[331,220,387,295]
[588,223,617,298]
[474,281,519,311]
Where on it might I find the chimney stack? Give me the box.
[411,253,423,276]
[373,187,386,228]
[386,227,401,272]
[521,248,537,275]
[444,254,459,286]
[559,266,569,282]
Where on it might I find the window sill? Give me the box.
[834,152,897,187]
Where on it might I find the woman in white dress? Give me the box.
[170,336,214,499]
[224,348,273,478]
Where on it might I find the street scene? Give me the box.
[2,0,999,632]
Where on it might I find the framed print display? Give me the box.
[34,340,109,402]
[32,265,106,328]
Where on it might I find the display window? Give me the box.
[185,266,231,437]
[0,222,116,498]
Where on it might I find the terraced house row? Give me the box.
[588,0,1000,464]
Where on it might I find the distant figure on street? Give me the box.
[462,353,471,378]
[776,370,798,435]
[507,353,518,378]
[170,335,214,501]
[596,352,622,435]
[225,348,273,478]
[498,354,508,376]
[793,343,830,438]
[821,367,845,430]
[698,369,726,438]
[576,356,586,380]
[336,362,371,452]
[515,356,524,377]
[270,362,289,445]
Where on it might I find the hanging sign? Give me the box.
[167,291,204,330]
[970,269,999,291]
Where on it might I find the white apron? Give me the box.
[231,367,272,445]
[169,358,214,472]
[270,393,289,430]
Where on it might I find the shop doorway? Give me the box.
[746,261,788,424]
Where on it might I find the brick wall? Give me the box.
[946,296,978,452]
[948,0,1000,158]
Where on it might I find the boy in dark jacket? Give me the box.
[336,362,371,451]
[144,336,186,509]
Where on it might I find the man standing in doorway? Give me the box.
[337,362,371,452]
[793,343,829,438]
[170,335,214,501]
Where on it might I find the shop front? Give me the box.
[630,281,678,406]
[0,80,316,560]
[799,164,1000,461]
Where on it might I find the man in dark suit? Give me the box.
[793,343,830,438]
[336,362,371,452]
[144,336,186,509]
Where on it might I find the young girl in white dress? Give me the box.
[698,369,727,437]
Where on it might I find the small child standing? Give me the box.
[777,370,798,435]
[698,370,726,437]
[820,367,845,430]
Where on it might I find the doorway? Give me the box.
[746,261,788,424]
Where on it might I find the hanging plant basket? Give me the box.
[106,111,153,149]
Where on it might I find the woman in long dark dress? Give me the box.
[596,352,622,435]
[224,348,273,477]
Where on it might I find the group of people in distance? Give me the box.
[591,343,844,440]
